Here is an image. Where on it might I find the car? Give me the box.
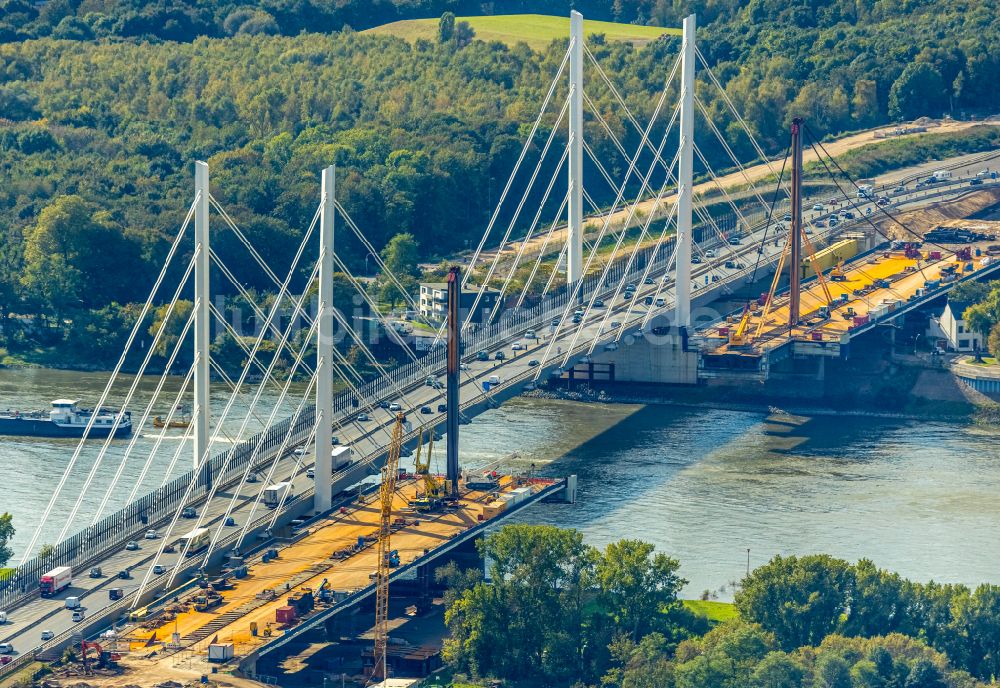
[0,643,14,654]
[512,342,525,350]
[437,403,447,413]
[494,351,505,361]
[306,467,315,478]
[332,436,340,445]
[71,610,85,622]
[841,211,854,219]
[425,376,436,387]
[645,296,654,305]
[574,308,585,317]
[40,630,54,641]
[420,405,432,414]
[894,185,906,193]
[812,203,824,211]
[644,277,655,285]
[783,213,792,222]
[622,293,631,301]
[528,359,540,367]
[118,569,131,579]
[293,446,307,456]
[828,217,838,226]
[89,567,102,578]
[705,249,716,258]
[125,540,139,551]
[625,283,637,292]
[525,329,537,338]
[692,255,702,264]
[815,220,826,228]
[656,297,666,307]
[711,275,720,282]
[389,402,402,412]
[611,320,622,328]
[970,178,984,186]
[153,564,166,575]
[459,362,469,370]
[572,314,583,323]
[182,507,197,519]
[477,350,490,361]
[378,401,390,409]
[724,260,735,269]
[144,529,158,539]
[877,197,890,206]
[551,318,560,327]
[729,237,741,245]
[357,412,369,421]
[163,543,176,553]
[593,299,605,307]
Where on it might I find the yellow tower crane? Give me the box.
[373,412,405,682]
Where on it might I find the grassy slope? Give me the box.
[684,599,738,624]
[366,14,680,50]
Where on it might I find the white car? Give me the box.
[704,249,716,258]
[812,203,824,211]
[293,446,307,456]
[511,342,525,351]
[144,529,158,539]
[357,413,369,422]
[40,630,54,641]
[306,468,315,479]
[152,564,166,575]
[388,403,402,412]
[125,540,139,551]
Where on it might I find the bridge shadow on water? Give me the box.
[509,400,920,533]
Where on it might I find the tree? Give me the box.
[438,12,454,43]
[814,654,852,688]
[889,62,946,121]
[453,20,475,48]
[380,232,420,279]
[904,659,946,688]
[749,651,805,688]
[0,513,14,568]
[596,539,686,641]
[735,554,853,650]
[989,322,1000,358]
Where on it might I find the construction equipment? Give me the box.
[81,640,119,673]
[830,260,847,282]
[410,428,445,511]
[373,412,406,681]
[728,303,754,347]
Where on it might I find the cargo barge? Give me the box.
[0,399,132,438]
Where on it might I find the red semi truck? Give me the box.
[39,566,72,596]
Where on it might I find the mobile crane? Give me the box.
[372,412,405,682]
[409,428,446,511]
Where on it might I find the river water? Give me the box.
[3,367,999,599]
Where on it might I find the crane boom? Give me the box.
[373,412,405,681]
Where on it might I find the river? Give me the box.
[3,367,999,598]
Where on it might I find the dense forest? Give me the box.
[1,0,999,364]
[441,525,998,687]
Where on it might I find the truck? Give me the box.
[331,446,353,471]
[857,183,875,199]
[263,481,294,508]
[39,566,72,597]
[179,526,211,556]
[932,169,953,182]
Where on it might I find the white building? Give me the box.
[927,300,983,352]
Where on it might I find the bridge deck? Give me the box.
[704,239,999,356]
[118,475,553,668]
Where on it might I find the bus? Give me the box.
[179,527,211,557]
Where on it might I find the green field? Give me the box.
[683,599,739,624]
[366,14,680,50]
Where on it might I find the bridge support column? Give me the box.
[674,14,696,331]
[567,10,584,287]
[194,161,211,484]
[446,266,461,498]
[315,165,335,514]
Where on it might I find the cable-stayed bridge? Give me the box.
[2,12,998,675]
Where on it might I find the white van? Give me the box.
[0,611,7,624]
[488,375,501,385]
[65,597,81,609]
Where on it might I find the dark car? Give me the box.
[181,507,197,519]
[118,569,131,580]
[528,359,540,367]
[593,299,605,307]
[494,351,505,361]
[477,350,489,361]
[420,406,432,414]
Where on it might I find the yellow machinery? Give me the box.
[830,260,847,282]
[728,304,754,347]
[373,412,405,682]
[409,429,446,511]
